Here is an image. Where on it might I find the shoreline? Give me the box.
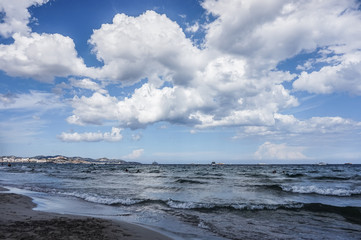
[0,186,172,240]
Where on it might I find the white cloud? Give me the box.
[254,142,307,160]
[239,114,361,137]
[202,0,361,95]
[122,149,144,160]
[67,83,205,128]
[0,0,49,38]
[0,33,89,82]
[69,78,108,94]
[185,22,199,33]
[67,56,297,129]
[58,127,123,142]
[202,0,361,67]
[67,92,119,125]
[274,114,361,134]
[88,10,202,86]
[65,8,301,130]
[293,51,361,95]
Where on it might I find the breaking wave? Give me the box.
[281,185,361,196]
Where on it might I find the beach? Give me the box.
[0,186,171,240]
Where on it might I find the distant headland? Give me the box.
[0,155,141,165]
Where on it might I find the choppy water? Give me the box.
[1,163,361,239]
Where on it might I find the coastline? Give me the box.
[0,186,172,240]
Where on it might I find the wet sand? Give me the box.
[0,187,172,240]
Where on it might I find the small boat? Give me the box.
[152,161,159,165]
[318,162,327,165]
[211,162,224,166]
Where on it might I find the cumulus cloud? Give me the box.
[122,149,144,160]
[67,83,200,127]
[58,127,123,142]
[89,10,202,86]
[190,58,298,128]
[202,0,361,68]
[201,0,361,96]
[0,33,89,82]
[254,142,308,160]
[64,6,304,130]
[0,0,49,38]
[293,51,361,95]
[67,56,297,129]
[67,92,119,125]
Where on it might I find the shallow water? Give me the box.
[1,163,361,239]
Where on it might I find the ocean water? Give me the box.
[1,163,360,239]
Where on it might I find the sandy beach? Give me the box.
[0,187,172,240]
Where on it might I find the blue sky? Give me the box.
[1,0,361,164]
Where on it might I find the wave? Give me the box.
[303,203,361,224]
[47,191,361,224]
[312,175,361,181]
[231,202,304,211]
[60,191,305,212]
[192,176,224,180]
[68,175,94,180]
[165,199,308,212]
[259,184,361,197]
[166,199,216,209]
[285,173,305,178]
[153,175,168,178]
[157,200,361,224]
[194,172,224,177]
[175,179,206,184]
[281,185,361,196]
[257,184,284,192]
[62,192,144,205]
[313,176,352,181]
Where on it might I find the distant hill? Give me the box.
[0,155,141,165]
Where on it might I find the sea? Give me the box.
[1,163,360,240]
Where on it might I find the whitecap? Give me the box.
[281,185,361,196]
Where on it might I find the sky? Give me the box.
[1,0,361,164]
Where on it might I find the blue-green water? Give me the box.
[1,163,361,239]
